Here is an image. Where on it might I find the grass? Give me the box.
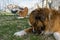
[0,15,55,40]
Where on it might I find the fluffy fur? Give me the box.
[14,8,60,40]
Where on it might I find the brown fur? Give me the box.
[24,8,60,34]
[18,7,28,17]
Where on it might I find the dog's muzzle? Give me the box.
[32,26,45,34]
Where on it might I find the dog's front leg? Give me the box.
[14,27,33,37]
[53,32,60,40]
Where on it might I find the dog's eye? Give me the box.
[40,15,46,21]
[35,16,40,20]
[35,14,46,22]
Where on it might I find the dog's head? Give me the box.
[29,8,50,34]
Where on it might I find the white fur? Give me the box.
[14,30,27,37]
[28,21,31,26]
[53,32,60,40]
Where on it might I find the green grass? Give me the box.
[0,15,55,40]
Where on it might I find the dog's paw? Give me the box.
[53,32,60,40]
[14,30,27,37]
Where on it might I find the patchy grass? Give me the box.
[0,15,55,40]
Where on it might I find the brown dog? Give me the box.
[14,8,60,40]
[18,7,28,18]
